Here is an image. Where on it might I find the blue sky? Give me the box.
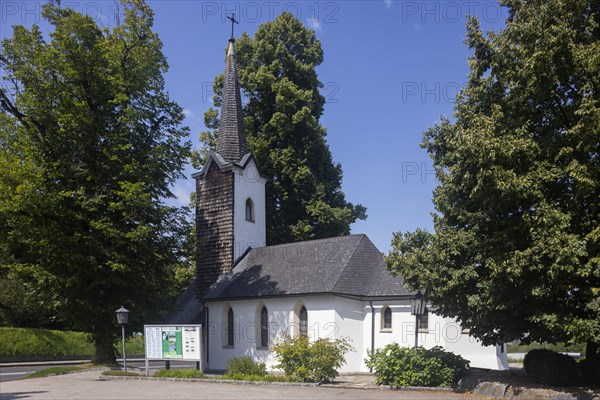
[1,1,507,252]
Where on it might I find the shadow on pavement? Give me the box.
[0,391,48,399]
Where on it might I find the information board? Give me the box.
[144,325,202,361]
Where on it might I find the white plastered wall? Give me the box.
[233,159,266,261]
[206,296,507,372]
[363,301,508,371]
[206,296,337,371]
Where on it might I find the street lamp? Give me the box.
[410,291,426,349]
[115,306,129,372]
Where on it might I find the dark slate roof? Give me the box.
[166,280,205,324]
[216,40,248,163]
[203,234,411,301]
[191,151,267,181]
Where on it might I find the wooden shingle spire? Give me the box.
[216,21,247,163]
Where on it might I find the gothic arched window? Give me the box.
[227,307,234,347]
[382,306,392,330]
[299,306,308,337]
[245,198,254,222]
[260,306,268,347]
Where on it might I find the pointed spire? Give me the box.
[216,30,247,163]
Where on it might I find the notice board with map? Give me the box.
[144,325,202,361]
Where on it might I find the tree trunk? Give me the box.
[92,334,117,365]
[584,339,600,384]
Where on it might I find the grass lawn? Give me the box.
[25,365,92,379]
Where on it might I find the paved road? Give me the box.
[0,370,477,400]
[0,360,198,383]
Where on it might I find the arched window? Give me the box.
[245,198,254,222]
[227,307,234,347]
[299,306,308,337]
[382,306,392,330]
[260,306,268,347]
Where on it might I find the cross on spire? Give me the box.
[227,14,239,41]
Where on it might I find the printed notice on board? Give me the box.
[144,325,202,361]
[182,327,201,359]
[144,326,162,359]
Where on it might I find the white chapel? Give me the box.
[169,30,508,373]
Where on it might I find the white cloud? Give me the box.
[306,17,322,32]
[384,0,393,9]
[182,108,194,118]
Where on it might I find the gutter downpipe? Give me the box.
[369,300,375,373]
[202,302,209,369]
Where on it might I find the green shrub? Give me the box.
[524,349,579,386]
[523,348,555,375]
[365,344,470,388]
[225,356,267,377]
[154,369,204,379]
[273,335,353,383]
[423,346,470,378]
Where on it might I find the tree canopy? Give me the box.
[0,0,191,362]
[386,0,599,380]
[193,12,366,245]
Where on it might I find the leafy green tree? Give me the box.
[0,0,191,363]
[387,0,599,381]
[193,12,366,244]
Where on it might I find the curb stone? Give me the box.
[100,374,321,387]
[393,386,455,392]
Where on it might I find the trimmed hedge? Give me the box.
[524,349,579,386]
[523,348,555,375]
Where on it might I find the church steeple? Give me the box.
[193,17,266,298]
[216,28,248,163]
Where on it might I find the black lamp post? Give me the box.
[115,306,129,372]
[410,291,426,349]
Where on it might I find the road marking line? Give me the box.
[0,371,36,376]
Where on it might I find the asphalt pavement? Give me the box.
[0,360,198,383]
